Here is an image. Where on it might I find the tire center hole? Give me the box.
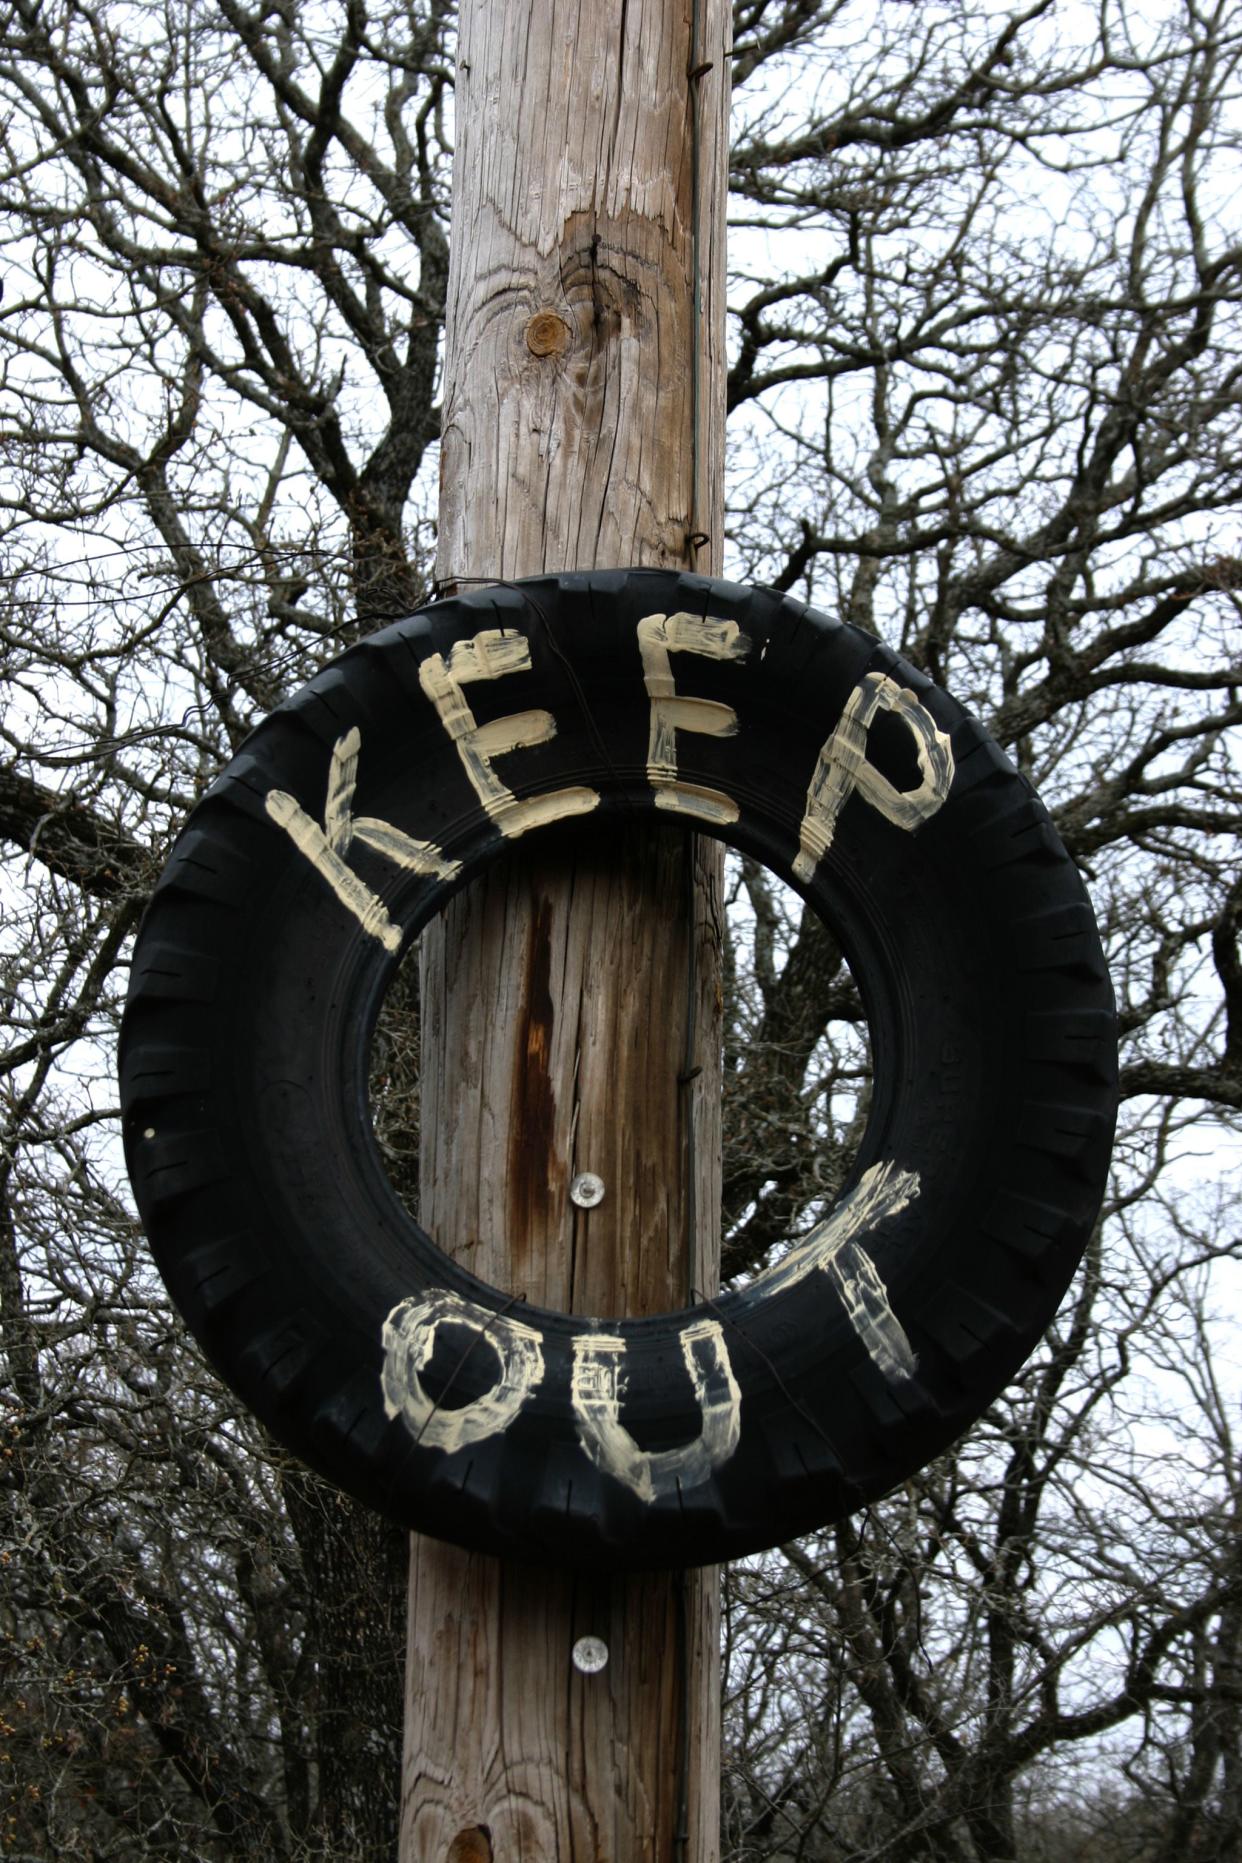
[367,855,873,1301]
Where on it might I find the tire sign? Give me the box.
[120,571,1118,1570]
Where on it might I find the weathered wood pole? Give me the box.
[401,0,731,1853]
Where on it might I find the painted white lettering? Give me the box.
[751,1160,920,1380]
[266,728,460,953]
[829,1241,918,1381]
[381,1287,545,1453]
[637,611,751,825]
[419,629,599,836]
[571,1317,742,1504]
[793,673,953,882]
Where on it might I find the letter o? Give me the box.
[381,1288,546,1453]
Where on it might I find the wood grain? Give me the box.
[435,0,729,584]
[402,0,730,1851]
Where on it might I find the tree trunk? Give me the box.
[281,1472,408,1857]
[401,0,730,1854]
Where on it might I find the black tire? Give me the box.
[119,569,1117,1570]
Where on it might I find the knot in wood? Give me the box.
[446,1825,493,1862]
[525,310,571,358]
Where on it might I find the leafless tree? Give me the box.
[717,3,1242,1854]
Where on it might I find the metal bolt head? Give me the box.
[572,1635,609,1674]
[570,1171,605,1209]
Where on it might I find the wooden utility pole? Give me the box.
[402,0,730,1852]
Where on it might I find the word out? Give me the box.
[379,1161,920,1499]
